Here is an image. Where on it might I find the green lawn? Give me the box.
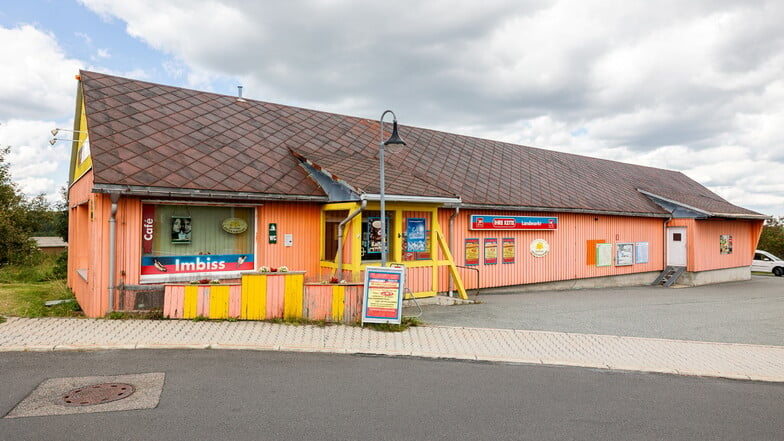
[0,253,82,320]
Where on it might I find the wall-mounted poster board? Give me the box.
[596,243,612,267]
[465,238,480,266]
[484,238,498,265]
[720,235,733,254]
[615,243,634,266]
[635,242,649,264]
[502,238,515,264]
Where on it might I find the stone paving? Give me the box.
[1,317,782,382]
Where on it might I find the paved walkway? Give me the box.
[1,317,782,382]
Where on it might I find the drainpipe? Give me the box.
[663,212,673,268]
[336,197,367,280]
[107,193,121,313]
[448,206,460,297]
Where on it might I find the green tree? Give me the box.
[0,147,40,264]
[757,216,784,258]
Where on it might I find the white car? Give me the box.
[752,250,784,277]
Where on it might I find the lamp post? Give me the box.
[378,110,406,267]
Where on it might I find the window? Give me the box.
[140,204,255,283]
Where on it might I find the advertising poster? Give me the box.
[465,238,480,266]
[171,216,192,244]
[596,243,612,267]
[502,238,515,264]
[416,233,432,260]
[366,217,383,254]
[720,235,733,254]
[635,242,649,264]
[484,238,498,265]
[406,218,427,252]
[362,266,405,325]
[615,243,634,266]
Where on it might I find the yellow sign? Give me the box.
[222,217,248,234]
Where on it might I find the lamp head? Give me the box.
[383,120,407,146]
[51,128,59,136]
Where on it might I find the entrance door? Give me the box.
[667,227,687,266]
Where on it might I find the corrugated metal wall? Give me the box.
[257,202,323,277]
[438,209,665,290]
[669,218,762,272]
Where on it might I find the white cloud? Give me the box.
[0,25,83,120]
[68,1,784,215]
[0,25,81,204]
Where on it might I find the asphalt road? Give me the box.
[415,275,784,345]
[2,350,783,440]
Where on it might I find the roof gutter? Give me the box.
[637,189,769,220]
[93,184,328,202]
[453,203,672,218]
[363,194,461,205]
[336,197,367,279]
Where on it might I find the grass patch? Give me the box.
[0,253,82,319]
[365,317,422,332]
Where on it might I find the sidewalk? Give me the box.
[1,317,782,382]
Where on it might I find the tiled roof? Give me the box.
[79,71,761,217]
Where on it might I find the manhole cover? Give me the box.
[57,383,136,407]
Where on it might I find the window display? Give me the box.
[140,204,255,282]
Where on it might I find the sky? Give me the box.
[0,0,782,216]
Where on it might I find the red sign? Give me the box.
[142,205,155,253]
[470,215,558,231]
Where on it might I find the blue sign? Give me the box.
[406,218,427,252]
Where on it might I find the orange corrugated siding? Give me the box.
[668,218,763,272]
[438,209,665,290]
[257,202,323,277]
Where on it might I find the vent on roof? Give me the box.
[237,86,245,102]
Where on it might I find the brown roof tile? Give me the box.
[80,70,760,216]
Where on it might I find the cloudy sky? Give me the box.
[1,0,782,215]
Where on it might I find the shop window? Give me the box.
[323,210,348,262]
[140,204,255,283]
[402,213,432,261]
[361,211,392,262]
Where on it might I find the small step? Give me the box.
[652,266,686,287]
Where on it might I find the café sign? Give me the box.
[470,215,558,231]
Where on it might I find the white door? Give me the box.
[667,227,687,266]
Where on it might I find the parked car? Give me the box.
[752,250,784,277]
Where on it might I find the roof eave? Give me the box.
[92,183,328,203]
[454,203,672,218]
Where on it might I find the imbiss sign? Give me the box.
[470,215,558,231]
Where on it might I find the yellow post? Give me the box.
[331,285,345,322]
[435,230,468,299]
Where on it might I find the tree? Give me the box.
[757,216,784,258]
[0,147,40,264]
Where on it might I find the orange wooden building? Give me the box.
[66,71,766,317]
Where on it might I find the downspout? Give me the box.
[663,211,673,268]
[107,193,121,313]
[448,206,460,297]
[336,197,367,280]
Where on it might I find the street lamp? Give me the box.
[378,110,407,267]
